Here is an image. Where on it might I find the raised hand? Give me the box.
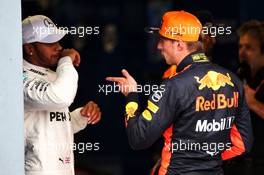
[106,69,137,96]
[61,48,81,67]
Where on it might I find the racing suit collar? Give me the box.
[176,51,209,73]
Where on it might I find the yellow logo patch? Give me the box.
[147,100,159,113]
[142,109,152,121]
[194,71,234,91]
[192,53,209,62]
[125,102,138,118]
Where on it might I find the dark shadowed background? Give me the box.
[22,0,264,174]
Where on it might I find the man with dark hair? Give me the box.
[23,15,102,175]
[238,20,264,81]
[230,20,264,175]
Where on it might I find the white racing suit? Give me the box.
[23,57,88,175]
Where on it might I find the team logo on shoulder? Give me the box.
[147,100,159,113]
[151,90,164,102]
[194,71,234,91]
[125,102,138,118]
[142,109,152,121]
[192,53,209,62]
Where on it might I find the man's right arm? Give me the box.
[24,56,78,110]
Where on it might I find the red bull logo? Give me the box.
[196,92,239,111]
[194,71,234,91]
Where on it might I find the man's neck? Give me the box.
[176,50,197,66]
[251,67,262,78]
[25,56,49,68]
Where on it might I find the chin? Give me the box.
[51,58,59,65]
[49,61,58,67]
[163,57,171,65]
[166,61,172,65]
[52,62,58,67]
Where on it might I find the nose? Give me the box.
[239,47,246,62]
[157,39,162,50]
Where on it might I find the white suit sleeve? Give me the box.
[70,107,88,134]
[23,56,78,110]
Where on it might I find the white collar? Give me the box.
[23,59,49,73]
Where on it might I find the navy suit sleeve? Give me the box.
[125,82,181,150]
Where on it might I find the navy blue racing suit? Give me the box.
[124,52,253,175]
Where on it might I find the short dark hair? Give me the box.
[237,20,264,53]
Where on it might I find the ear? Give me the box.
[23,44,34,56]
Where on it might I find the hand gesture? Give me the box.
[61,48,81,67]
[80,101,101,125]
[106,69,137,96]
[244,84,257,109]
